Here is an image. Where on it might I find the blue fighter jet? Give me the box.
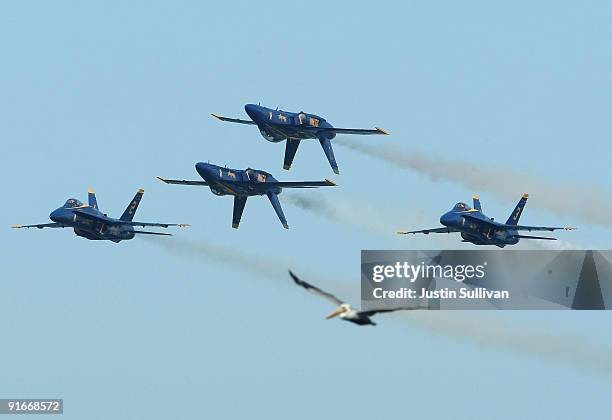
[12,188,189,242]
[398,194,576,247]
[212,104,389,174]
[157,162,336,229]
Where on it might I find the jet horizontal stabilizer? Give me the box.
[211,113,256,125]
[156,176,209,186]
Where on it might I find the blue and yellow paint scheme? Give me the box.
[212,104,389,175]
[398,193,576,247]
[157,162,336,229]
[12,188,189,243]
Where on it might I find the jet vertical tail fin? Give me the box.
[120,189,144,221]
[88,188,99,210]
[319,138,339,174]
[283,139,301,170]
[472,194,482,212]
[232,196,248,229]
[267,192,288,229]
[506,193,528,225]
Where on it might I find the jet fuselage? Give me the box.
[244,104,335,143]
[439,204,519,248]
[196,162,282,197]
[49,200,136,242]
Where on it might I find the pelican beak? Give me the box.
[325,306,345,320]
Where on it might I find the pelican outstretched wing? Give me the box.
[289,270,344,305]
[359,306,428,316]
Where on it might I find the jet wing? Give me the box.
[211,113,256,125]
[262,179,337,189]
[398,227,457,235]
[501,225,576,232]
[72,209,190,229]
[156,176,208,186]
[513,234,557,240]
[311,127,389,136]
[12,223,67,229]
[118,221,190,228]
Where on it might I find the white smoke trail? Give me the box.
[281,192,426,237]
[141,236,612,378]
[401,311,612,379]
[140,235,345,286]
[142,236,285,278]
[336,139,612,228]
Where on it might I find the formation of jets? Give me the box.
[11,102,577,326]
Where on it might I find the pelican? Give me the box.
[289,270,427,326]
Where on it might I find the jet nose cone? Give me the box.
[439,212,454,227]
[244,103,259,120]
[49,208,63,223]
[195,162,216,181]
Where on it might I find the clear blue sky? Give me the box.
[2,1,612,419]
